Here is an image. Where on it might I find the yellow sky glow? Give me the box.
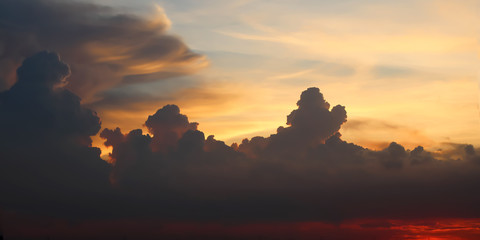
[91,0,479,156]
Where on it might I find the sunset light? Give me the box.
[0,0,479,239]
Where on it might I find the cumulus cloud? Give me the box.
[0,0,206,101]
[0,51,112,218]
[2,51,480,228]
[145,105,199,152]
[267,87,347,156]
[100,88,480,222]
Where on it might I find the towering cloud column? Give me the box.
[0,51,112,217]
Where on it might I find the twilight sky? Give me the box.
[1,0,480,239]
[83,0,479,153]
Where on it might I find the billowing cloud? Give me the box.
[0,0,207,101]
[0,51,112,218]
[2,51,480,239]
[100,88,480,222]
[145,105,199,152]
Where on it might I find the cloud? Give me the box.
[342,118,436,150]
[2,52,480,228]
[0,51,112,218]
[145,104,199,152]
[100,88,480,222]
[372,65,416,78]
[0,0,207,101]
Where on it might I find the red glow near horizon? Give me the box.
[4,212,480,240]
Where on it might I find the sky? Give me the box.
[0,0,480,239]
[84,0,480,153]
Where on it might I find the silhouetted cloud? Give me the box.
[145,105,199,152]
[100,88,480,222]
[2,51,480,227]
[0,51,112,218]
[0,0,206,101]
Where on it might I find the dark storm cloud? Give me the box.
[145,104,199,152]
[101,87,480,221]
[3,52,480,224]
[0,0,205,101]
[0,51,113,218]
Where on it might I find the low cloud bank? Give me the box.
[1,52,480,223]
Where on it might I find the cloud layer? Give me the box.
[2,51,480,227]
[0,52,480,225]
[0,0,206,101]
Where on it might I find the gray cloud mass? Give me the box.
[2,51,480,224]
